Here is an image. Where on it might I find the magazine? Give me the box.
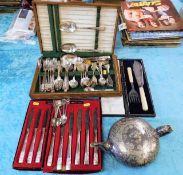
[121,0,183,32]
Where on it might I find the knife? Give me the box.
[56,125,65,170]
[93,108,98,165]
[133,61,148,111]
[75,108,82,165]
[84,108,90,165]
[47,124,56,166]
[27,109,41,163]
[35,109,49,163]
[18,109,34,163]
[66,112,74,170]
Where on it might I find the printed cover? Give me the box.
[121,0,183,32]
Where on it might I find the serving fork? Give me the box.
[127,67,140,103]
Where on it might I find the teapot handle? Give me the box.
[90,142,111,152]
[156,125,173,137]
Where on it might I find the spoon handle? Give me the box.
[78,26,105,31]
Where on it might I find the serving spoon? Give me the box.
[60,21,105,33]
[61,43,101,53]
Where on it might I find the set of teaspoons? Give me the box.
[39,54,114,93]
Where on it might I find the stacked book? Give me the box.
[0,0,21,13]
[120,0,183,46]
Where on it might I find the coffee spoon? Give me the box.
[98,62,106,86]
[91,62,98,87]
[105,64,113,87]
[69,65,78,88]
[54,60,63,91]
[62,60,71,92]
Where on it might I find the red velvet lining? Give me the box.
[13,99,102,173]
[13,100,52,169]
[43,99,102,173]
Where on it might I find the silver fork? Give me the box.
[127,67,140,103]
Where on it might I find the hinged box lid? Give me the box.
[33,0,119,56]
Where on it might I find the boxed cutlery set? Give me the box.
[13,99,102,173]
[30,0,122,99]
[101,59,155,117]
[13,0,119,173]
[13,0,157,173]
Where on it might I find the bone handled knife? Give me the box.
[35,110,49,163]
[56,125,65,170]
[27,109,41,164]
[84,108,90,165]
[75,108,82,165]
[18,109,34,163]
[133,61,148,111]
[66,112,74,170]
[93,108,98,165]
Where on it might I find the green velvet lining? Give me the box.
[35,56,117,93]
[47,5,57,52]
[38,5,117,94]
[95,7,101,50]
[53,5,61,52]
[42,5,113,58]
[42,51,112,58]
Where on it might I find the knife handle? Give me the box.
[127,67,134,83]
[18,131,29,163]
[93,131,98,165]
[75,132,80,165]
[47,133,55,166]
[27,128,37,164]
[66,135,72,170]
[84,130,89,165]
[56,136,64,170]
[139,87,148,111]
[35,129,45,163]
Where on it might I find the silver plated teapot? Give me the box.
[92,118,173,166]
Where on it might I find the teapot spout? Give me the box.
[156,125,173,137]
[90,142,111,152]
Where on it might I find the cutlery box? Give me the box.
[101,59,156,117]
[13,99,102,173]
[29,0,122,99]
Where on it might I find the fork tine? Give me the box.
[134,96,137,103]
[128,96,131,103]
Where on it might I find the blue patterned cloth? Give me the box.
[0,1,183,174]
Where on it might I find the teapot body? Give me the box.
[108,118,160,166]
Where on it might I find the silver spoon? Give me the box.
[76,62,85,87]
[105,64,113,87]
[69,64,78,88]
[54,61,63,91]
[52,100,69,127]
[57,99,69,126]
[61,43,101,53]
[62,62,71,92]
[61,54,78,65]
[60,21,105,33]
[98,63,106,86]
[82,63,91,87]
[91,62,98,87]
